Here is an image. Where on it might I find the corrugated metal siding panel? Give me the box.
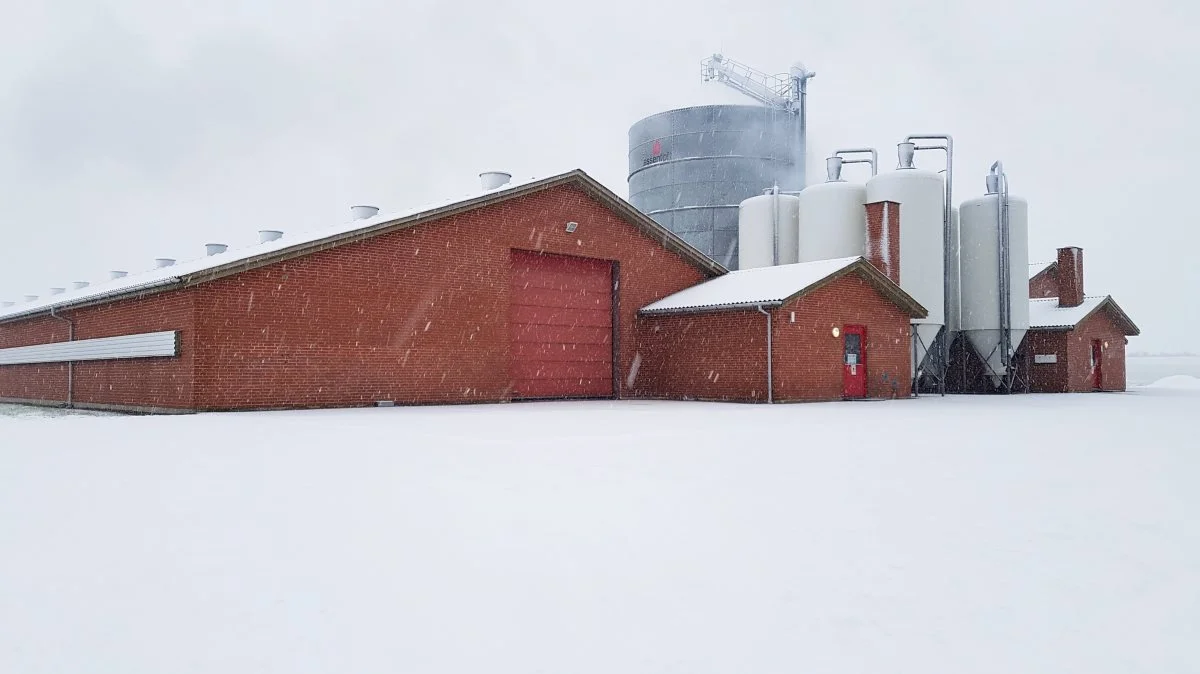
[0,331,178,365]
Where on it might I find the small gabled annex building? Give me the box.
[1022,246,1139,392]
[633,257,927,403]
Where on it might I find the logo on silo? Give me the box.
[643,139,671,166]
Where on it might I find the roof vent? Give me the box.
[825,156,845,182]
[50,287,66,295]
[155,258,176,268]
[897,142,916,169]
[205,243,228,256]
[258,230,284,243]
[480,171,512,190]
[0,301,14,307]
[108,271,128,280]
[24,295,39,302]
[72,281,90,289]
[350,205,379,221]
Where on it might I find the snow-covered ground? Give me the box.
[1,381,1198,673]
[1128,355,1200,386]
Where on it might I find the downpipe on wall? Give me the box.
[757,305,773,404]
[48,307,74,408]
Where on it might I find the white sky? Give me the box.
[1,0,1196,351]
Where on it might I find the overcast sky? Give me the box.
[1,0,1195,351]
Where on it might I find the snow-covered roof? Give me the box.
[1028,295,1139,335]
[640,256,926,317]
[1029,261,1055,279]
[1029,296,1106,329]
[0,170,722,323]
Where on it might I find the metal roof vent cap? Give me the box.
[72,281,89,289]
[24,295,39,302]
[108,271,128,280]
[480,171,512,190]
[897,142,917,169]
[825,156,845,182]
[205,243,228,256]
[155,258,176,268]
[258,230,284,243]
[50,287,66,295]
[350,205,379,221]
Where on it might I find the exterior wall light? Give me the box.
[565,221,578,233]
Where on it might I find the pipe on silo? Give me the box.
[989,161,1012,371]
[771,185,780,266]
[833,148,878,176]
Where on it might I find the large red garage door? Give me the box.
[510,250,614,399]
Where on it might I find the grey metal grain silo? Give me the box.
[628,105,800,268]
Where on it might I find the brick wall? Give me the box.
[187,184,707,410]
[0,292,197,410]
[1029,265,1059,298]
[632,310,768,401]
[633,271,913,403]
[0,315,71,402]
[773,273,912,401]
[1065,310,1127,391]
[1023,330,1069,392]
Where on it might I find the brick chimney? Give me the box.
[1057,246,1084,307]
[864,200,901,284]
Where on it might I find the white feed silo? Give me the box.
[958,166,1030,386]
[796,157,867,262]
[865,143,946,373]
[738,190,800,270]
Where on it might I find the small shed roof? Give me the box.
[639,256,928,318]
[1028,296,1139,335]
[0,170,724,324]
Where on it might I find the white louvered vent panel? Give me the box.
[0,331,178,365]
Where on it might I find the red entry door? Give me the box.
[1092,340,1103,390]
[842,325,867,398]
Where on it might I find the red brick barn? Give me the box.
[1021,247,1139,392]
[632,257,927,403]
[0,170,723,413]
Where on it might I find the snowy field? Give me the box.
[1128,355,1200,386]
[1,380,1198,673]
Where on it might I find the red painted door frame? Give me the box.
[842,325,867,398]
